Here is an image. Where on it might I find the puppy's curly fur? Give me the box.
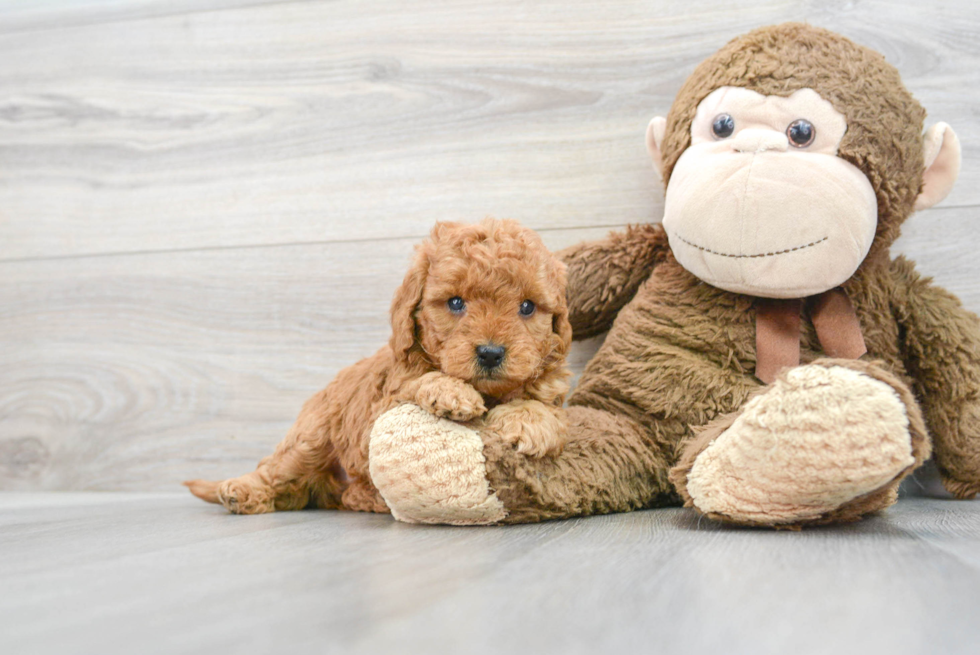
[186,218,572,514]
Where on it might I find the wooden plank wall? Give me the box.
[2,0,978,491]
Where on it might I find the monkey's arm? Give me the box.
[557,223,670,339]
[892,257,980,498]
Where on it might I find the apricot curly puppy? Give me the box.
[186,218,572,514]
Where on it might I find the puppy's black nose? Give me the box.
[476,344,506,370]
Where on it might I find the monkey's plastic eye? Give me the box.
[447,296,466,313]
[787,119,816,147]
[519,300,536,317]
[711,114,735,139]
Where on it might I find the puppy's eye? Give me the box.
[519,300,536,317]
[712,113,735,139]
[447,296,466,314]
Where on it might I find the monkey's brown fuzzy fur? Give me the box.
[186,218,572,514]
[400,24,980,527]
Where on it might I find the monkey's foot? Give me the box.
[671,362,921,527]
[369,403,508,525]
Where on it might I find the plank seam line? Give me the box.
[0,224,631,264]
[0,201,973,264]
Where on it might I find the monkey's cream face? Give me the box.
[662,87,877,298]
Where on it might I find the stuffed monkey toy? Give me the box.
[369,23,978,528]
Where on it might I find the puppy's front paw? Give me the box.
[416,374,487,421]
[484,400,567,458]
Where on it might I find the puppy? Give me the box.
[186,218,572,514]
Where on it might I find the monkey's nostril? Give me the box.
[475,344,506,370]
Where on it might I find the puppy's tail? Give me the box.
[184,479,221,504]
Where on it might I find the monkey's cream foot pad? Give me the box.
[686,365,915,525]
[370,403,507,525]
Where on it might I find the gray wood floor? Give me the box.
[2,490,979,655]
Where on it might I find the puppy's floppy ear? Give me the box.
[389,244,430,360]
[548,257,573,359]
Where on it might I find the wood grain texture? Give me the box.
[0,0,979,492]
[0,0,298,35]
[0,0,978,259]
[1,493,979,655]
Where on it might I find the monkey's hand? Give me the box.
[937,399,980,500]
[557,223,670,339]
[483,400,567,458]
[411,372,487,421]
[894,261,980,500]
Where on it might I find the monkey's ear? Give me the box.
[645,116,668,178]
[914,122,961,211]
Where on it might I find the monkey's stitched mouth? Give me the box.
[674,234,828,259]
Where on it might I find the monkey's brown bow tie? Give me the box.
[755,288,867,384]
